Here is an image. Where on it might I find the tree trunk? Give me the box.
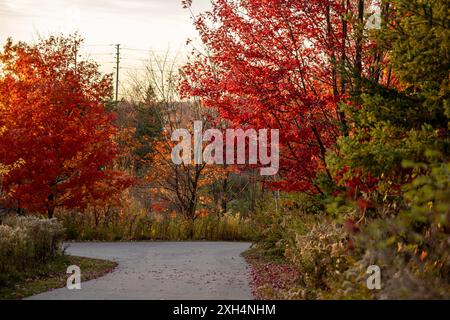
[47,206,55,219]
[339,0,350,136]
[354,0,365,98]
[221,176,228,214]
[47,193,55,219]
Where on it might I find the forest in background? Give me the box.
[1,0,449,299]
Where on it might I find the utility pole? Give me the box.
[114,44,121,102]
[73,45,78,75]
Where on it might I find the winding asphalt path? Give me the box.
[28,242,253,300]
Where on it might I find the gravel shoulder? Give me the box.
[28,242,253,300]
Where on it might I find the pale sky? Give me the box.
[0,0,212,89]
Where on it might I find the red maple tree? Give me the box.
[0,35,133,217]
[181,0,380,193]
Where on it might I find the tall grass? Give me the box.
[58,209,255,241]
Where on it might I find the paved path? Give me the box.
[28,242,253,300]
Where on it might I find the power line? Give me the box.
[81,44,114,47]
[84,52,114,55]
[121,47,156,53]
[69,44,187,98]
[120,57,149,62]
[122,47,182,54]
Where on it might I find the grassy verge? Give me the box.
[0,255,117,300]
[60,211,255,242]
[242,247,301,300]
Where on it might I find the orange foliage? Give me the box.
[0,35,133,217]
[146,129,229,219]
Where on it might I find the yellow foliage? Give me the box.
[0,159,25,177]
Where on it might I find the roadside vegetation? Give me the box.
[59,208,254,241]
[0,216,116,299]
[186,0,448,299]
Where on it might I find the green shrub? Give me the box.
[341,160,450,299]
[251,192,326,257]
